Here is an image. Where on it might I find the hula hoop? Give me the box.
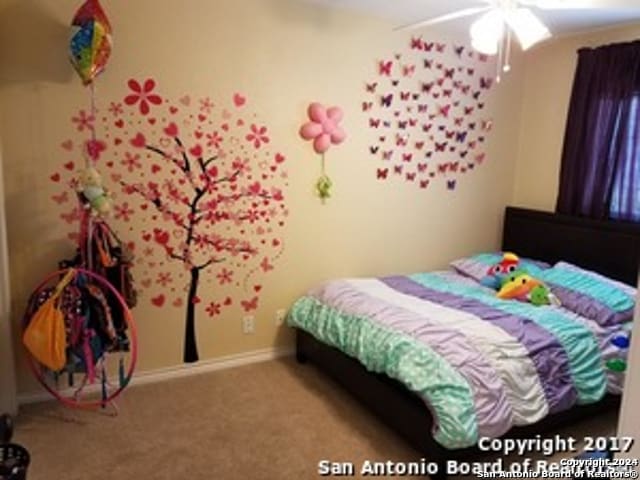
[23,267,138,409]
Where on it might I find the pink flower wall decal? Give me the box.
[124,79,162,115]
[245,124,269,149]
[72,109,95,132]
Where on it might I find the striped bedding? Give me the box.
[287,271,630,449]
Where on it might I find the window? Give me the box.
[555,41,640,222]
[610,95,640,221]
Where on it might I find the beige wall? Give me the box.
[512,22,640,210]
[0,0,524,396]
[0,140,17,414]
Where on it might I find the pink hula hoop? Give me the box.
[23,267,138,409]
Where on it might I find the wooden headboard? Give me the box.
[502,207,640,286]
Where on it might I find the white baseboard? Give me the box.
[17,346,294,406]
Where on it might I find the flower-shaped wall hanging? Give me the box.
[299,102,346,202]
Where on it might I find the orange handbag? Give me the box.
[23,270,75,371]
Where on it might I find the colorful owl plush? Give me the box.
[497,270,560,306]
[480,252,521,290]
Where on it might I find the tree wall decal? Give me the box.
[51,79,289,363]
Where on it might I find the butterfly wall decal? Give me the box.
[402,64,416,77]
[363,37,493,190]
[241,296,259,312]
[480,77,492,89]
[260,257,274,272]
[379,60,392,76]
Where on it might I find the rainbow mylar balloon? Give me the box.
[69,0,113,85]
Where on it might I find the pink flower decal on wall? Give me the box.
[109,102,123,116]
[125,78,162,115]
[72,109,95,132]
[299,102,347,202]
[245,124,270,149]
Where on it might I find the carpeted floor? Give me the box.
[13,357,618,479]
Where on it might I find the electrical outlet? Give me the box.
[275,309,286,326]
[242,316,255,334]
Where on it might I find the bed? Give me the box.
[288,206,640,478]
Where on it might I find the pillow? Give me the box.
[450,252,550,283]
[553,261,637,297]
[538,262,636,326]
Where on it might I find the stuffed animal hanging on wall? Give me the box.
[77,167,112,216]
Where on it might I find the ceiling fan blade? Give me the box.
[518,0,598,8]
[504,8,551,49]
[394,6,491,31]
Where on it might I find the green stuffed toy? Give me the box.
[528,284,560,306]
[315,174,332,201]
[77,167,113,216]
[496,270,560,307]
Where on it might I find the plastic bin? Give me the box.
[0,415,29,480]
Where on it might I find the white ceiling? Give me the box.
[304,0,640,36]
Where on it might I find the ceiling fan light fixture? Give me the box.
[504,7,551,50]
[469,9,504,55]
[471,34,499,55]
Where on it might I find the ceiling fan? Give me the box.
[395,0,585,80]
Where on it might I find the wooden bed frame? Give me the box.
[294,206,640,479]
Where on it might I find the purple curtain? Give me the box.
[556,40,640,221]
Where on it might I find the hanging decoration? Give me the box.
[69,0,113,86]
[23,266,137,410]
[21,0,137,412]
[77,167,113,216]
[299,102,346,202]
